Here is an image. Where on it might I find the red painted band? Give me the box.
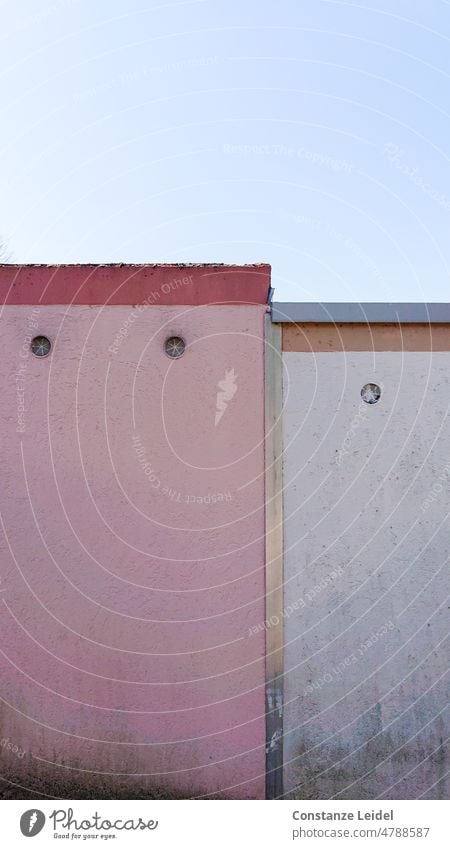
[0,264,271,306]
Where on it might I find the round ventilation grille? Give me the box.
[31,336,51,357]
[361,383,381,404]
[164,336,185,358]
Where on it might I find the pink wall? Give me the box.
[0,265,269,799]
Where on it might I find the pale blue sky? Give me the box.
[1,0,449,301]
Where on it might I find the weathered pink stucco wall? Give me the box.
[0,265,269,799]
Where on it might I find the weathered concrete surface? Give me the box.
[0,298,267,799]
[282,351,449,799]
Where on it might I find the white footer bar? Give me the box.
[1,799,446,848]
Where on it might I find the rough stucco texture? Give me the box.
[282,351,449,800]
[0,303,266,799]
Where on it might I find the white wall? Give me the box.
[282,351,449,799]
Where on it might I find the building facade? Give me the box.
[0,265,448,799]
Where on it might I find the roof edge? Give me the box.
[271,302,450,324]
[0,264,271,306]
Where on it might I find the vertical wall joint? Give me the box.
[264,316,284,799]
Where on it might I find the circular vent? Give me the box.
[164,336,185,358]
[361,383,381,404]
[31,336,52,357]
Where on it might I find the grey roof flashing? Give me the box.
[271,302,450,324]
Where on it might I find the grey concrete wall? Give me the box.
[282,351,449,799]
